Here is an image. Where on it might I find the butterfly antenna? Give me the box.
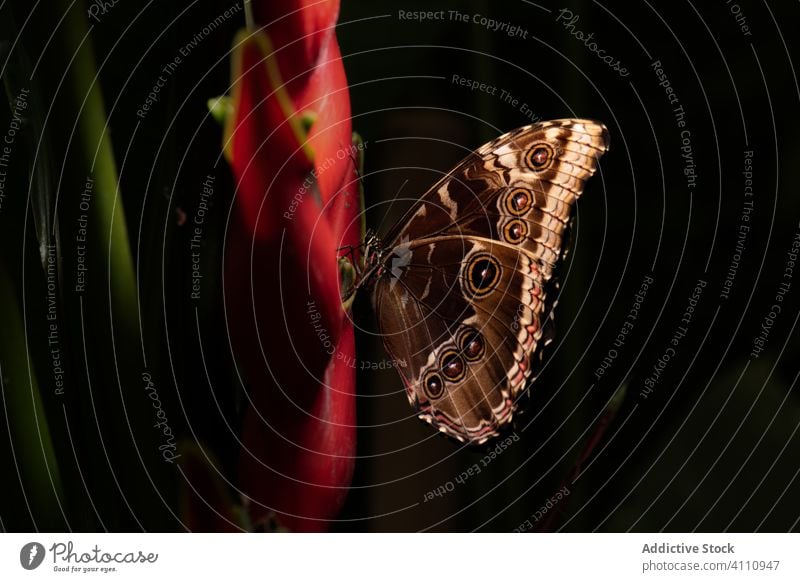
[374,178,409,237]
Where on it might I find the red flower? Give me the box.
[223,0,360,531]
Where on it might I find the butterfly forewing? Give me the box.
[373,119,609,444]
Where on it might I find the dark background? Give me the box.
[1,0,798,532]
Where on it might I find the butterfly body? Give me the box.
[349,119,609,445]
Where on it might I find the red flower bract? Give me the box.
[223,0,360,532]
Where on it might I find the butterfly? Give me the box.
[342,119,609,445]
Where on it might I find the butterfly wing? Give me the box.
[375,238,550,443]
[385,119,608,270]
[374,119,609,444]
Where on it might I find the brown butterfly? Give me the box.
[343,119,609,445]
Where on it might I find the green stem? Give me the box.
[0,262,65,529]
[49,0,171,527]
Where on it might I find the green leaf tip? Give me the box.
[207,95,233,125]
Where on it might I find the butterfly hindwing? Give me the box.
[375,238,546,443]
[373,119,609,444]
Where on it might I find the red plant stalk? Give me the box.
[223,0,361,531]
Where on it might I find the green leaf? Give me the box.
[0,6,59,270]
[0,261,65,529]
[207,95,232,126]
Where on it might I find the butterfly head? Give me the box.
[362,229,382,263]
[339,229,386,306]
